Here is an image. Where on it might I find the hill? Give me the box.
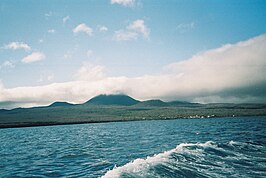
[1,94,266,128]
[136,99,168,107]
[85,94,140,106]
[48,102,74,107]
[168,101,201,107]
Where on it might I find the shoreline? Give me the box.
[1,114,265,129]
[1,102,266,129]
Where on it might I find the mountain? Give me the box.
[48,101,74,107]
[1,94,266,129]
[85,94,140,106]
[136,99,168,107]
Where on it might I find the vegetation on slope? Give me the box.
[0,94,266,128]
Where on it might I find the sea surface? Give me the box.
[0,116,266,177]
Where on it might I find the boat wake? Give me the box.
[102,141,266,178]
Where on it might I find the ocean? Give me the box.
[0,116,265,177]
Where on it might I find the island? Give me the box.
[0,94,266,128]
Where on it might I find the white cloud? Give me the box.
[63,16,70,24]
[39,39,44,43]
[48,29,56,33]
[99,26,108,32]
[163,34,266,101]
[176,22,195,33]
[4,42,31,51]
[22,52,45,63]
[1,34,266,108]
[75,62,106,82]
[73,23,93,36]
[128,19,150,38]
[0,60,15,69]
[113,30,138,41]
[0,78,128,109]
[111,0,135,7]
[113,19,150,41]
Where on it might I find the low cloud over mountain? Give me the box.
[1,34,266,109]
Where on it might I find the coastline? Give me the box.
[1,113,265,129]
[2,95,266,129]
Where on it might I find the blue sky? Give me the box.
[0,0,266,108]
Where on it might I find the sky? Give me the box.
[0,0,266,109]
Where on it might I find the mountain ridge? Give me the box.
[2,94,202,110]
[1,94,266,129]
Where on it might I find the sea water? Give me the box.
[0,117,265,177]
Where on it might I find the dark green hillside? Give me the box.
[168,101,201,107]
[48,102,74,107]
[1,94,266,128]
[86,94,140,106]
[137,99,168,107]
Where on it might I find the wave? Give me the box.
[102,141,266,178]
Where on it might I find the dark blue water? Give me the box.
[0,117,265,177]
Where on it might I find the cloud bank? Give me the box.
[1,34,266,108]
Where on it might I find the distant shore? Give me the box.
[1,112,266,129]
[2,94,266,129]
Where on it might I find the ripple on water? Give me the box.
[0,117,265,177]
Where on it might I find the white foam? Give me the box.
[102,140,266,178]
[229,140,239,145]
[102,149,174,178]
[101,141,216,178]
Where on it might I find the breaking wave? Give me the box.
[102,141,266,178]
